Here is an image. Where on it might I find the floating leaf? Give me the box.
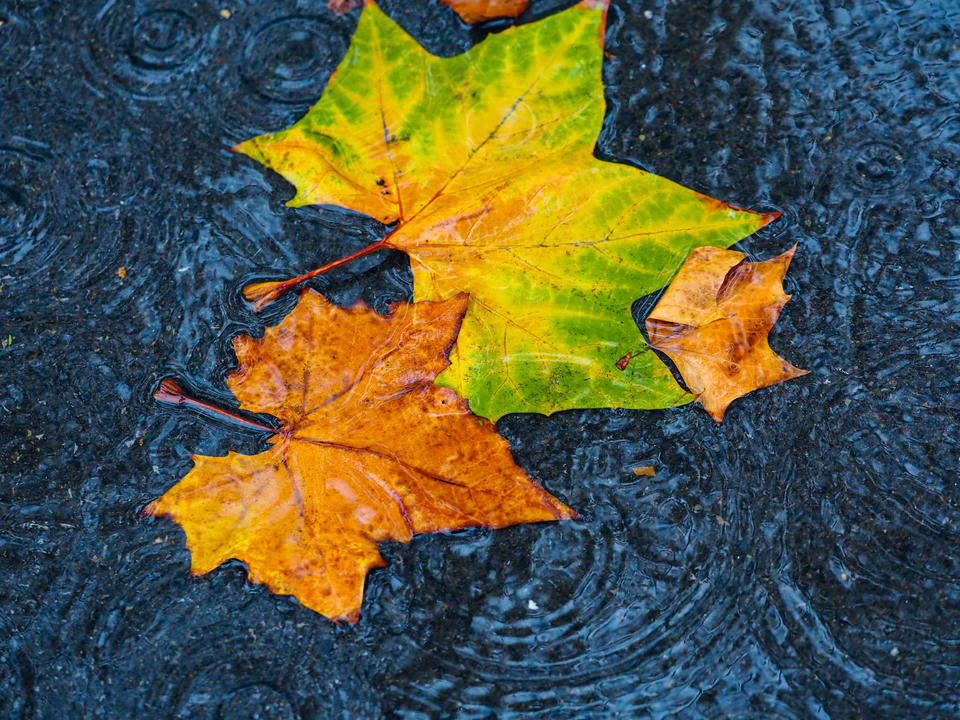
[235,1,777,420]
[146,290,574,622]
[645,245,807,422]
[440,0,529,24]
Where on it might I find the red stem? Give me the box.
[244,239,389,309]
[153,379,276,433]
[278,239,387,290]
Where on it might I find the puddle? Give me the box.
[1,0,958,717]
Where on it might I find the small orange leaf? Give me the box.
[439,0,528,24]
[146,290,574,623]
[645,246,808,423]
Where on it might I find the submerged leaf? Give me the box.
[645,245,808,422]
[146,291,574,622]
[236,1,777,421]
[440,0,529,24]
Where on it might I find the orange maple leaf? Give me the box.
[645,246,808,422]
[146,290,574,622]
[440,0,529,24]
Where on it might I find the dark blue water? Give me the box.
[1,0,958,718]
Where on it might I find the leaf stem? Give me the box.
[242,239,389,311]
[614,347,650,371]
[153,379,276,433]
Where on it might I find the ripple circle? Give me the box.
[216,684,295,720]
[848,139,911,198]
[242,15,347,104]
[766,382,960,711]
[0,141,58,281]
[376,419,766,717]
[39,526,379,719]
[82,1,219,101]
[216,13,349,142]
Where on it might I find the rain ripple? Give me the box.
[372,412,771,717]
[760,383,960,716]
[30,523,380,720]
[217,9,350,144]
[81,0,224,102]
[0,139,56,283]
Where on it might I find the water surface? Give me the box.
[1,0,958,717]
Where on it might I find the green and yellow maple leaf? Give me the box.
[236,0,777,421]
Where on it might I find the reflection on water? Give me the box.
[1,0,958,717]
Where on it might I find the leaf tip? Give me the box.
[447,291,470,316]
[154,378,186,404]
[433,292,470,360]
[758,210,782,228]
[347,296,372,312]
[339,609,362,625]
[785,363,810,381]
[577,0,610,46]
[770,243,798,277]
[242,280,285,311]
[230,138,262,164]
[700,396,727,423]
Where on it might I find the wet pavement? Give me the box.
[1,0,958,717]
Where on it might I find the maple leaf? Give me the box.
[145,290,574,623]
[440,0,529,24]
[235,0,778,421]
[644,245,808,422]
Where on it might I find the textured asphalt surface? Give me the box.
[1,0,958,717]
